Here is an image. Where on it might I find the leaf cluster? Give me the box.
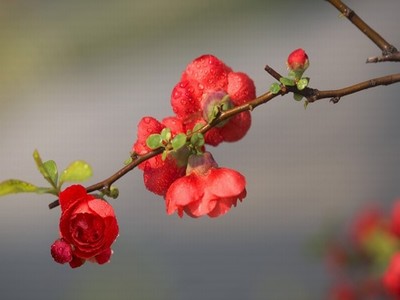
[0,150,93,197]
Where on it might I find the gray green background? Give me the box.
[1,0,400,299]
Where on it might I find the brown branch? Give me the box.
[48,62,400,210]
[48,148,164,209]
[298,73,400,103]
[326,0,399,62]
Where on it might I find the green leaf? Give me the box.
[296,78,309,90]
[288,70,304,81]
[304,100,309,110]
[293,93,303,101]
[171,133,187,151]
[269,82,281,94]
[124,156,133,165]
[43,160,58,186]
[161,150,168,161]
[190,133,205,148]
[193,123,204,133]
[59,160,93,184]
[0,179,54,196]
[160,128,171,142]
[146,134,163,149]
[279,77,295,86]
[33,149,58,188]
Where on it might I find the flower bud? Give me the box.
[50,239,73,264]
[287,48,309,72]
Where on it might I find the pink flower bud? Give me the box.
[287,48,309,72]
[50,239,73,264]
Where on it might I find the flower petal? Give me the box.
[220,111,251,142]
[59,184,87,212]
[207,197,237,218]
[207,168,246,198]
[165,174,203,215]
[227,72,256,105]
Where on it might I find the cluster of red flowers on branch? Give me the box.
[133,54,254,217]
[51,54,260,267]
[322,201,400,299]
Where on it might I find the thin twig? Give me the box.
[326,0,399,62]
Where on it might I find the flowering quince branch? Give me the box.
[0,0,400,274]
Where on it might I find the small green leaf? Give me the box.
[288,70,304,81]
[160,128,171,142]
[146,134,163,149]
[161,150,168,161]
[59,160,93,184]
[279,77,295,86]
[190,132,205,148]
[269,82,281,94]
[293,93,303,101]
[43,160,58,186]
[0,179,54,196]
[193,123,204,132]
[304,100,309,110]
[33,150,58,188]
[296,78,309,90]
[171,133,187,151]
[124,156,133,165]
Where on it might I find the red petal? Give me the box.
[182,54,231,91]
[207,197,237,218]
[165,174,203,215]
[170,80,202,119]
[59,185,87,212]
[161,116,185,133]
[69,255,85,268]
[133,116,165,155]
[220,111,251,142]
[94,248,113,265]
[204,128,224,146]
[143,157,185,196]
[207,168,246,198]
[227,72,256,105]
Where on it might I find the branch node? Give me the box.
[369,79,377,87]
[343,7,353,18]
[330,97,341,104]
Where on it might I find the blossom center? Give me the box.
[71,213,105,244]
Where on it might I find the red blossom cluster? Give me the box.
[50,54,255,268]
[133,54,255,218]
[322,200,400,299]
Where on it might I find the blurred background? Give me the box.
[1,0,400,299]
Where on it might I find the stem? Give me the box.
[48,69,400,209]
[326,0,399,62]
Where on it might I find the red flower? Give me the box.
[389,199,400,237]
[51,185,119,268]
[170,54,256,146]
[165,152,246,218]
[132,116,187,196]
[383,253,400,297]
[349,204,383,248]
[327,281,357,300]
[287,48,309,72]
